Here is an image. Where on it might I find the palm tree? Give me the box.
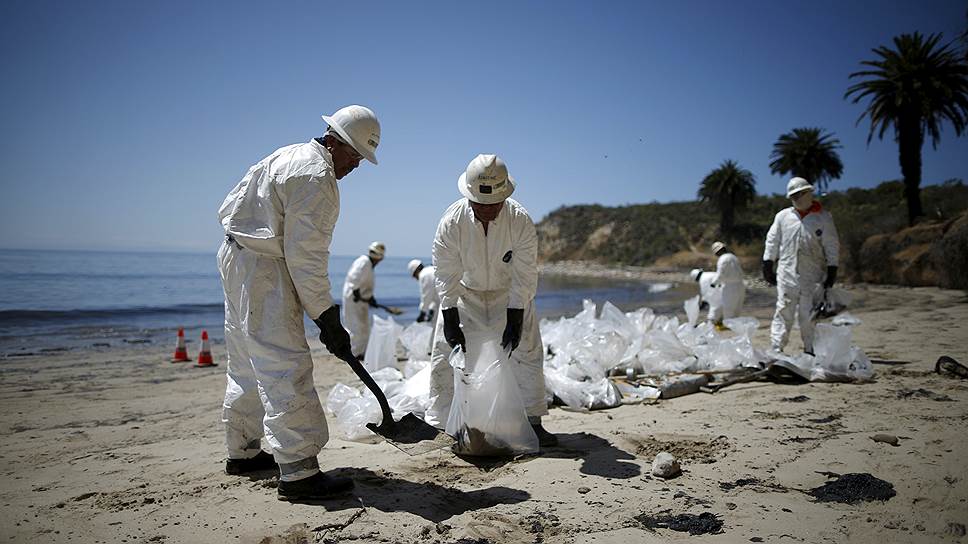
[846,32,968,225]
[769,127,844,193]
[697,160,756,236]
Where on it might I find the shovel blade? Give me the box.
[366,413,453,456]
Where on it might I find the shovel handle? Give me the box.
[340,354,394,427]
[374,303,403,315]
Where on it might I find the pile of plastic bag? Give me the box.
[542,299,761,373]
[326,299,873,442]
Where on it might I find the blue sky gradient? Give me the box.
[1,0,966,256]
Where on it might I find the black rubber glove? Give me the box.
[442,307,465,352]
[313,305,353,359]
[762,260,777,286]
[352,288,362,303]
[367,296,378,308]
[502,308,524,353]
[416,311,427,323]
[824,266,838,288]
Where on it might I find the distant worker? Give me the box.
[709,241,746,324]
[763,177,839,355]
[407,259,439,323]
[427,154,557,447]
[342,241,386,359]
[217,105,380,500]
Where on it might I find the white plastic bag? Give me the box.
[723,317,759,339]
[364,315,403,371]
[399,322,434,361]
[544,368,623,411]
[335,396,381,442]
[808,323,875,382]
[831,312,862,327]
[326,383,361,416]
[684,295,700,327]
[445,339,538,457]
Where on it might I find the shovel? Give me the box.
[337,353,453,455]
[374,303,403,316]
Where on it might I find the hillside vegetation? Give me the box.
[536,180,968,288]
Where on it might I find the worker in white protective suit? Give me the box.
[427,154,557,447]
[217,105,380,501]
[407,259,439,323]
[763,177,840,355]
[341,242,386,359]
[708,241,745,325]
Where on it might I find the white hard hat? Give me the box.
[407,259,422,276]
[457,154,516,205]
[321,105,381,165]
[786,177,814,198]
[690,268,703,282]
[368,241,386,259]
[711,241,726,254]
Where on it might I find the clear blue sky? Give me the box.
[1,0,966,256]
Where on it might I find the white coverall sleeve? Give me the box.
[822,213,840,267]
[433,217,465,310]
[764,213,781,261]
[283,174,338,320]
[509,210,539,309]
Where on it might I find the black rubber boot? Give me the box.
[532,423,558,448]
[225,450,277,475]
[277,472,354,501]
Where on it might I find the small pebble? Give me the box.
[871,434,899,447]
[652,451,681,479]
[577,486,590,494]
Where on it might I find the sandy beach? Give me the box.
[1,279,966,544]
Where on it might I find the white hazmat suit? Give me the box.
[342,255,375,357]
[764,205,839,352]
[417,265,439,318]
[426,198,546,428]
[217,138,337,481]
[708,252,745,321]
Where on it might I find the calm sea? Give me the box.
[0,248,688,355]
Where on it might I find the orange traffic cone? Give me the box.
[172,327,190,362]
[196,330,216,367]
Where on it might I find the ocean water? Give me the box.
[0,248,688,355]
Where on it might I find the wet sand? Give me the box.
[1,280,966,543]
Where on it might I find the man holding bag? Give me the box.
[426,154,557,447]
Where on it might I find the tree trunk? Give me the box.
[721,204,734,237]
[898,112,924,225]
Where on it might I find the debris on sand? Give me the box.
[870,434,899,447]
[719,477,788,493]
[807,415,840,424]
[651,452,681,479]
[634,511,724,535]
[895,388,954,402]
[780,395,810,403]
[808,473,896,504]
